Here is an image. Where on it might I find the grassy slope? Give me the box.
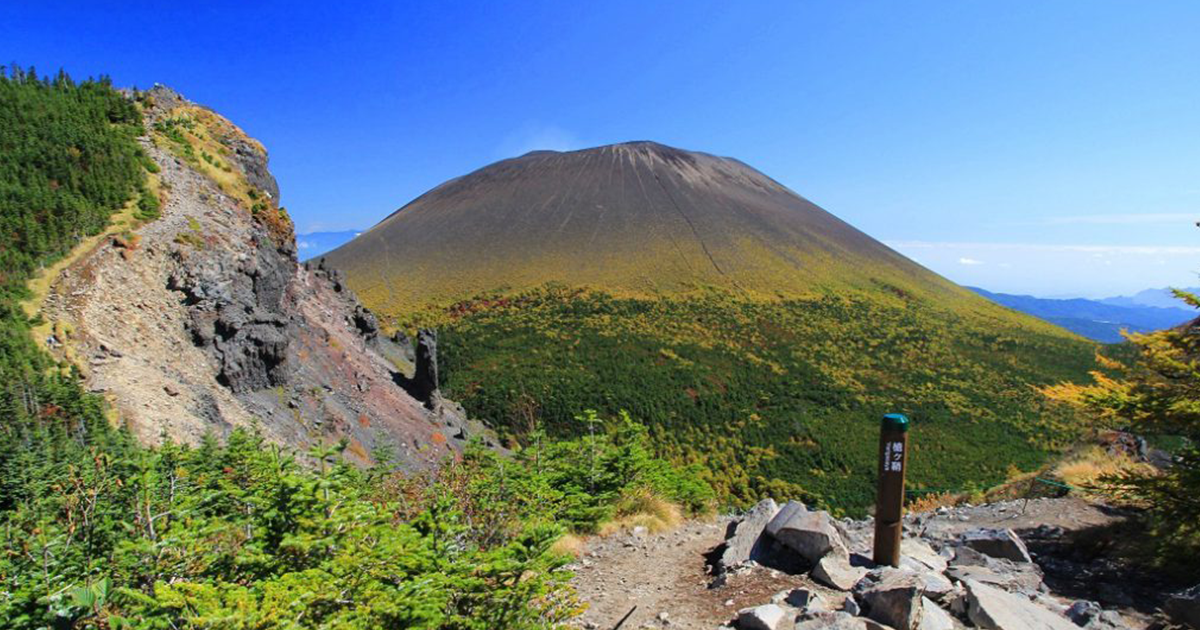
[328,143,1098,513]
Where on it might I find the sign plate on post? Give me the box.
[873,413,909,567]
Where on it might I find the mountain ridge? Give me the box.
[970,287,1194,343]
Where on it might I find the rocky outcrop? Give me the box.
[395,328,441,409]
[36,86,489,469]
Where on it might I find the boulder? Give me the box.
[1166,584,1200,629]
[765,501,849,564]
[737,603,790,630]
[913,570,955,602]
[919,597,955,630]
[901,538,949,573]
[719,499,780,572]
[961,528,1032,563]
[812,554,869,591]
[946,562,1043,594]
[964,579,1077,630]
[947,546,1043,593]
[860,569,926,630]
[1066,600,1102,626]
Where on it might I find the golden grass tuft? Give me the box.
[598,489,684,536]
[550,533,586,558]
[1051,444,1156,490]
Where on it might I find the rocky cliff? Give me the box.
[37,86,485,469]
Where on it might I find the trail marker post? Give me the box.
[873,413,909,567]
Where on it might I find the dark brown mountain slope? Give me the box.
[325,141,973,316]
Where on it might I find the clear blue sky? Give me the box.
[6,1,1200,297]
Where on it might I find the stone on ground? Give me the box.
[901,538,949,573]
[859,569,926,630]
[961,528,1033,563]
[719,498,780,573]
[794,611,892,630]
[812,555,869,591]
[919,597,955,630]
[765,501,849,564]
[737,603,790,630]
[964,579,1077,630]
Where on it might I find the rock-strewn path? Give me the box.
[568,498,1179,630]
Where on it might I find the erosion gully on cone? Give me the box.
[873,413,910,567]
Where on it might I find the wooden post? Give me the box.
[873,413,910,567]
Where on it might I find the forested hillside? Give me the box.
[1,70,707,629]
[429,287,1097,513]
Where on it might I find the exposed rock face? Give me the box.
[37,86,485,468]
[169,232,294,393]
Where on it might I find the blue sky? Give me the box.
[5,1,1200,297]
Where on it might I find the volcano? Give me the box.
[324,141,967,312]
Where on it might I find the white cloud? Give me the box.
[496,124,582,158]
[887,241,1200,255]
[1041,213,1198,226]
[958,257,983,265]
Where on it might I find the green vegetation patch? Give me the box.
[432,286,1099,514]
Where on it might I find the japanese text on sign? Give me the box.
[882,441,904,473]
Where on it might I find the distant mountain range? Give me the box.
[970,287,1195,343]
[297,230,360,260]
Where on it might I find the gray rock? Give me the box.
[961,528,1032,563]
[913,570,955,602]
[860,569,925,630]
[782,588,825,611]
[1066,601,1102,626]
[946,546,1043,593]
[919,597,955,630]
[794,612,891,630]
[842,596,861,616]
[812,555,869,591]
[901,538,949,573]
[946,562,1043,594]
[765,501,849,564]
[719,499,780,572]
[736,603,790,630]
[964,579,1077,630]
[1166,583,1200,629]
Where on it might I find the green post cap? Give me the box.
[882,413,910,432]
